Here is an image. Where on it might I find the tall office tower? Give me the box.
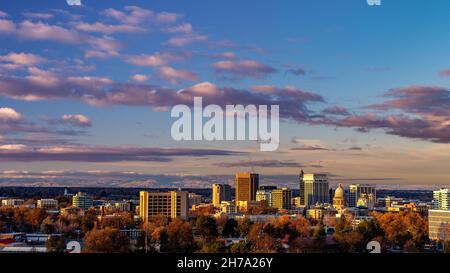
[299,170,305,206]
[347,184,377,208]
[139,191,188,223]
[433,188,450,210]
[256,186,276,207]
[212,183,232,207]
[72,192,93,210]
[300,173,329,207]
[235,173,259,204]
[272,187,292,210]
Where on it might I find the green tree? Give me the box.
[356,219,384,244]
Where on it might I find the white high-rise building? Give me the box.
[299,173,329,207]
[433,188,450,210]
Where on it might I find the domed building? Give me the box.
[333,184,346,211]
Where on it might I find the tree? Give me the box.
[166,218,197,253]
[196,215,218,242]
[356,219,384,244]
[230,240,251,253]
[40,216,56,234]
[46,236,66,253]
[81,209,98,233]
[290,216,310,238]
[222,218,239,238]
[335,215,351,235]
[237,217,252,237]
[198,240,226,253]
[373,211,427,249]
[247,222,279,253]
[84,227,130,253]
[313,222,326,241]
[26,208,47,232]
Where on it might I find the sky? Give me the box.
[1,0,450,189]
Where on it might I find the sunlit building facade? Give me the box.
[139,191,188,223]
[212,183,231,207]
[433,188,450,210]
[72,192,93,210]
[300,172,329,207]
[271,187,292,210]
[235,173,259,204]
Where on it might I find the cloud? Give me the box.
[0,10,8,18]
[439,69,450,77]
[131,74,149,82]
[0,52,46,66]
[0,19,122,58]
[158,66,199,84]
[215,159,308,168]
[167,34,208,46]
[249,85,278,93]
[291,138,330,151]
[22,12,54,20]
[211,51,237,59]
[0,107,56,135]
[213,60,277,78]
[322,106,350,116]
[0,107,22,122]
[125,54,168,67]
[102,6,180,25]
[0,145,243,162]
[163,23,193,34]
[60,114,92,127]
[318,86,450,143]
[0,71,324,122]
[286,67,306,76]
[0,19,16,33]
[102,6,153,25]
[75,22,145,34]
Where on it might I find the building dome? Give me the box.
[334,184,344,199]
[333,184,345,211]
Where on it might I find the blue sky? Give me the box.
[1,0,450,188]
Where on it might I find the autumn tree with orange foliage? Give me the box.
[372,211,427,250]
[84,227,131,253]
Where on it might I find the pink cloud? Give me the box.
[131,74,149,82]
[75,22,145,34]
[0,52,45,66]
[166,34,208,46]
[0,107,22,122]
[163,23,193,34]
[159,66,199,84]
[125,54,167,67]
[61,114,92,127]
[213,59,277,78]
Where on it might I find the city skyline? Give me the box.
[2,0,450,188]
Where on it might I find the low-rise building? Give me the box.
[37,199,58,210]
[1,199,24,207]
